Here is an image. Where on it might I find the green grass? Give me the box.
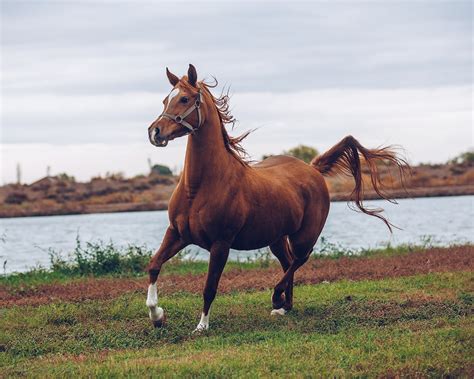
[1,272,473,377]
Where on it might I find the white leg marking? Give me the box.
[146,283,164,322]
[193,312,209,333]
[270,308,287,316]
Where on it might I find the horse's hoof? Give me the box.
[192,324,209,334]
[270,308,287,316]
[149,307,165,328]
[272,292,286,310]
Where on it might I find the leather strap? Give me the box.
[160,90,202,133]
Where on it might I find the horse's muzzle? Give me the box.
[148,126,168,147]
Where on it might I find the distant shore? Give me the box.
[1,162,472,218]
[1,185,472,219]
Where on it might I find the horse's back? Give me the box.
[252,155,304,169]
[252,155,325,190]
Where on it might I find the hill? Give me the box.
[0,161,472,218]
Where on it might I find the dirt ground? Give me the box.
[1,245,472,308]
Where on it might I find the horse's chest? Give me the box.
[172,201,241,248]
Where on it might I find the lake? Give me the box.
[0,195,472,273]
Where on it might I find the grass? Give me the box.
[1,271,473,377]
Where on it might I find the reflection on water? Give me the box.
[0,196,472,273]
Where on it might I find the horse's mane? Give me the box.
[180,77,250,165]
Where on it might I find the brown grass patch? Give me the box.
[1,245,472,308]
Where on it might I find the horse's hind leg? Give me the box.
[271,254,308,315]
[271,223,324,315]
[270,237,295,311]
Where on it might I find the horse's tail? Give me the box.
[311,135,409,232]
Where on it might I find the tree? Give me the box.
[57,173,76,182]
[457,151,474,165]
[449,150,474,166]
[284,145,319,163]
[151,164,173,176]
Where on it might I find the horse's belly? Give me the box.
[231,215,299,250]
[231,233,273,250]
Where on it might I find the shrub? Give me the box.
[284,145,319,163]
[449,150,474,165]
[4,192,28,204]
[49,239,153,276]
[151,164,173,176]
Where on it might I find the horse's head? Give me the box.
[148,64,206,147]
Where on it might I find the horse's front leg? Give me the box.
[146,226,186,327]
[194,241,230,333]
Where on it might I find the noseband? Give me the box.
[159,90,203,133]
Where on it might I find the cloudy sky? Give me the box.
[1,0,472,184]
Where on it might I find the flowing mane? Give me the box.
[181,78,250,164]
[203,82,251,164]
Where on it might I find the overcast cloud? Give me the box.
[1,0,472,183]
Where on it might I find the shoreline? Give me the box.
[1,185,473,219]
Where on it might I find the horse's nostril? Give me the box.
[153,128,162,143]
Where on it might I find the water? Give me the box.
[0,196,472,273]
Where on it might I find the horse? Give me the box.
[146,64,407,332]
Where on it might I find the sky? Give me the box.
[1,0,472,184]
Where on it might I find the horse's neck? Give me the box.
[182,111,242,199]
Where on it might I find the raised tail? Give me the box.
[311,135,409,232]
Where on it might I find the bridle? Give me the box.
[159,89,203,134]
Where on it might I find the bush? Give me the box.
[49,239,153,276]
[56,173,76,183]
[284,145,319,163]
[150,164,173,176]
[4,192,28,204]
[449,150,474,166]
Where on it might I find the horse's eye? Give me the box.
[180,96,189,104]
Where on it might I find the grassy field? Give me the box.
[1,244,473,377]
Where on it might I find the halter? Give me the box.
[159,90,203,133]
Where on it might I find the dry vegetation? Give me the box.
[0,173,177,218]
[0,161,472,218]
[329,160,474,200]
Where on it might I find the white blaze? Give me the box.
[158,88,180,121]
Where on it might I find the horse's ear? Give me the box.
[166,67,179,86]
[187,64,198,87]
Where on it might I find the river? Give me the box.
[0,196,472,273]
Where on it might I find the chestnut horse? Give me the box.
[146,64,407,332]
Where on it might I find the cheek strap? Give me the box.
[160,90,202,133]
